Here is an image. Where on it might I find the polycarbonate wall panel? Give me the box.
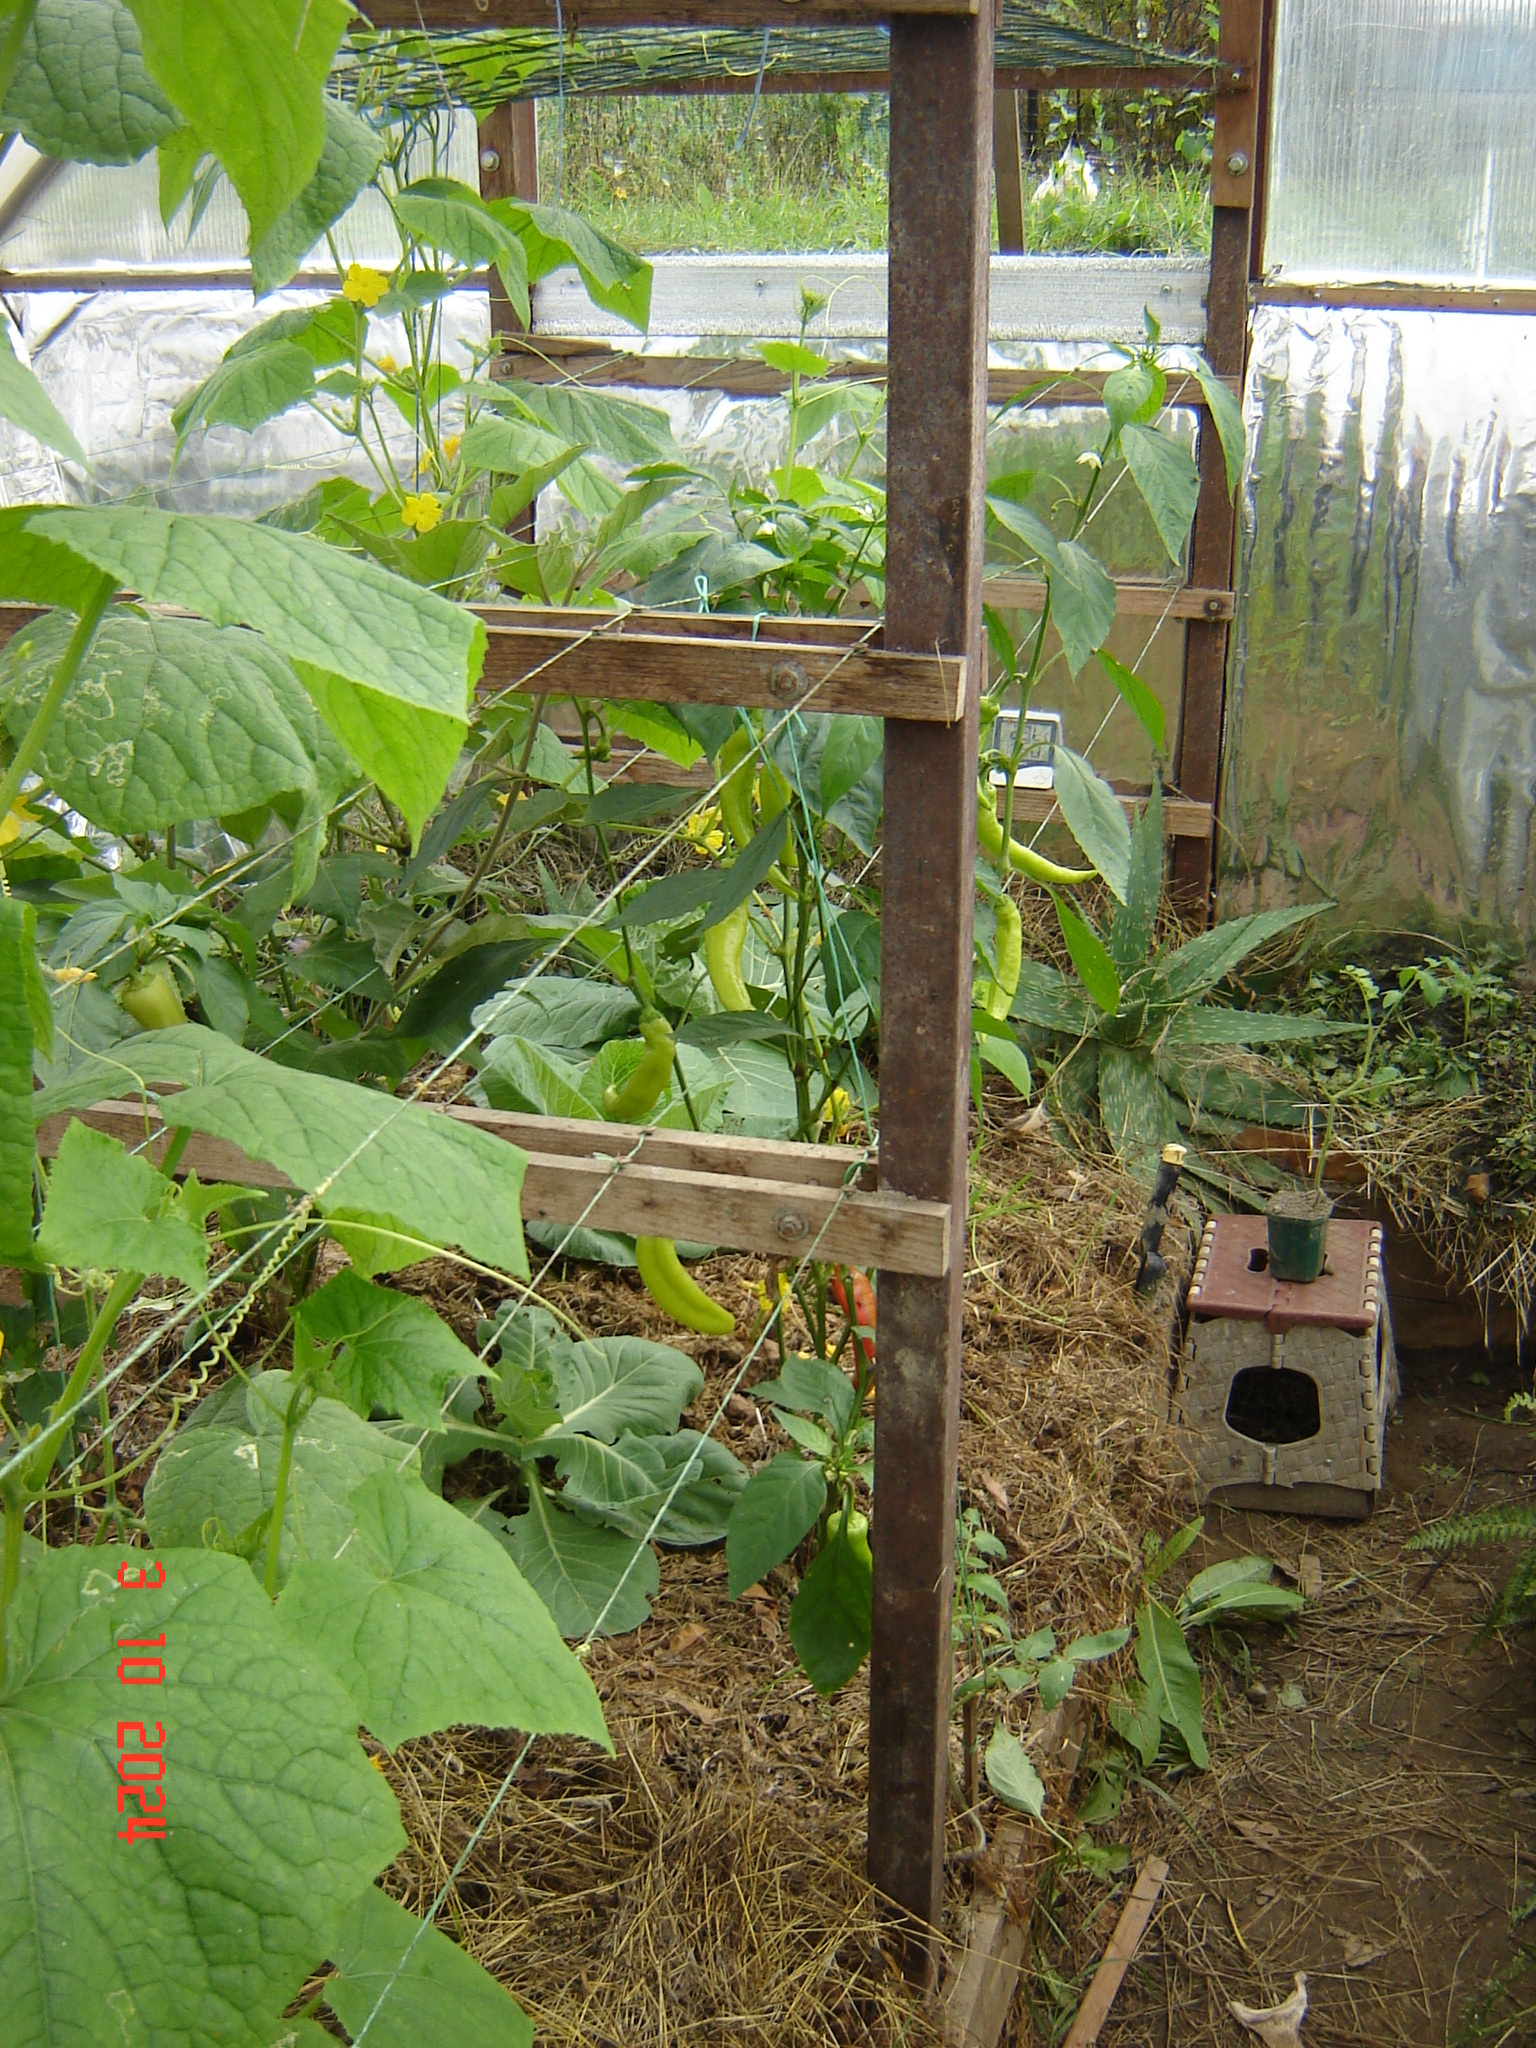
[1265,0,1536,287]
[0,113,478,278]
[1218,306,1536,940]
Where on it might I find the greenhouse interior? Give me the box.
[2,2,1535,2045]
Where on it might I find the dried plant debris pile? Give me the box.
[303,1134,1191,2048]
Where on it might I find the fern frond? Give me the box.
[1406,1503,1536,1555]
[1475,1546,1536,1644]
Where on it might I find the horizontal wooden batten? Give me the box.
[493,341,1232,410]
[0,603,963,723]
[1254,279,1536,316]
[474,607,965,721]
[983,576,1235,622]
[36,1102,951,1277]
[363,0,976,23]
[995,786,1213,840]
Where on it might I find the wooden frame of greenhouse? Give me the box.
[9,0,1536,2035]
[0,0,1278,1994]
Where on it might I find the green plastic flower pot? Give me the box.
[1265,1190,1334,1284]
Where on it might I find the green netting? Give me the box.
[338,5,1207,114]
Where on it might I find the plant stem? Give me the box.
[263,1382,311,1598]
[0,1478,24,1687]
[0,573,114,822]
[25,1267,141,1496]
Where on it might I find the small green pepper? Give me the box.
[120,965,186,1032]
[704,902,753,1012]
[989,894,1022,1021]
[601,1010,675,1122]
[717,728,757,853]
[976,780,1094,886]
[635,1235,736,1335]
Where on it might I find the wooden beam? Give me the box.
[1059,1857,1170,2048]
[984,576,1234,622]
[35,1102,952,1277]
[993,91,1026,255]
[869,0,991,1980]
[477,100,539,344]
[363,0,977,23]
[995,787,1213,841]
[1172,0,1266,920]
[0,603,964,724]
[941,1701,1086,2048]
[1254,279,1536,315]
[473,607,966,721]
[492,341,1232,411]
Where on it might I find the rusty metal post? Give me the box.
[871,4,994,1978]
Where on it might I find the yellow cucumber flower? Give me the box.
[401,491,443,534]
[342,264,389,308]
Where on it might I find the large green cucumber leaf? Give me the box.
[33,1026,529,1278]
[171,338,318,443]
[0,1543,405,2048]
[551,1334,702,1445]
[3,609,318,833]
[554,1428,745,1547]
[0,507,111,610]
[144,1369,413,1585]
[0,0,176,162]
[123,0,351,244]
[26,504,483,710]
[488,1487,657,1639]
[250,98,384,300]
[0,324,85,464]
[34,1121,212,1283]
[294,1270,480,1432]
[501,200,652,331]
[0,899,37,1266]
[297,660,465,848]
[324,1884,532,2048]
[277,1469,612,1750]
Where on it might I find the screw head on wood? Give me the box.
[479,146,501,171]
[1225,150,1251,177]
[1204,594,1226,618]
[773,1208,809,1242]
[768,661,808,704]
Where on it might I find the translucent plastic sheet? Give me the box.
[0,114,479,278]
[1265,0,1536,287]
[4,289,490,514]
[1218,306,1536,940]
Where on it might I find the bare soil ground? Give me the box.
[1072,1345,1536,2048]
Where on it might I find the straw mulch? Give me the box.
[364,1113,1198,2046]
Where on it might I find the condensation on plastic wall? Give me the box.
[1218,305,1536,941]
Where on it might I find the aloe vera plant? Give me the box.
[1008,777,1346,1172]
